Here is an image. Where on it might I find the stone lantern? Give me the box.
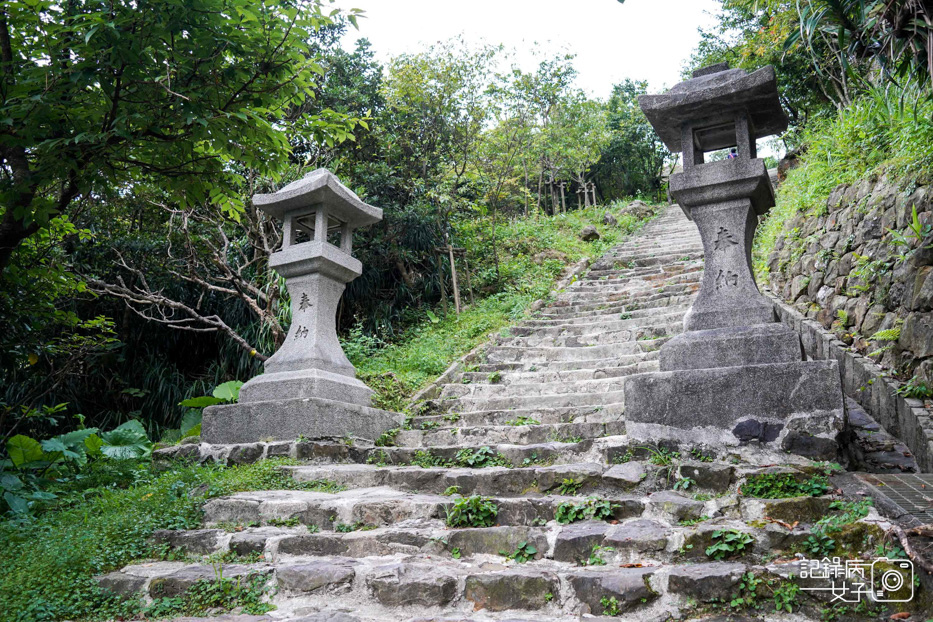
[625,64,847,460]
[202,169,402,444]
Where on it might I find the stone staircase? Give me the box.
[110,206,907,621]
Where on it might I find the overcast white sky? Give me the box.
[335,0,722,99]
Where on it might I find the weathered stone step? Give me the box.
[509,310,686,338]
[102,553,790,619]
[356,439,622,468]
[570,271,702,292]
[541,284,699,317]
[201,487,648,529]
[597,251,704,270]
[436,389,629,415]
[471,350,659,373]
[578,268,702,285]
[539,292,697,317]
[554,281,699,304]
[286,461,638,496]
[485,340,665,364]
[497,320,682,349]
[456,360,657,386]
[523,303,691,326]
[439,377,628,401]
[412,403,626,427]
[395,420,626,447]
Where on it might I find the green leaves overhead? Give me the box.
[0,0,365,263]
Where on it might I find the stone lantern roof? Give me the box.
[638,64,788,154]
[253,168,382,228]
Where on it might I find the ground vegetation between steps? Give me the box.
[36,207,928,622]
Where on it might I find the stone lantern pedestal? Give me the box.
[202,169,402,444]
[625,64,847,460]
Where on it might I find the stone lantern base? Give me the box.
[625,356,847,461]
[202,397,402,444]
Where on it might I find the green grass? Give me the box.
[0,459,336,622]
[348,203,660,410]
[753,86,933,281]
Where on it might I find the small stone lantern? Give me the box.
[202,169,402,444]
[625,64,847,460]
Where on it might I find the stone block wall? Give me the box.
[765,175,933,469]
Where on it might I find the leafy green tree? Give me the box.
[592,80,669,201]
[0,0,361,275]
[688,0,835,129]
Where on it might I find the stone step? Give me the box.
[394,420,626,447]
[438,377,629,401]
[101,552,799,620]
[471,350,659,373]
[485,340,665,365]
[522,303,691,327]
[571,271,702,291]
[412,403,627,427]
[516,310,688,333]
[456,360,658,386]
[554,281,700,304]
[497,320,682,349]
[435,390,630,415]
[200,487,649,529]
[536,294,696,319]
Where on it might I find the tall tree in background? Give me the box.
[592,80,668,201]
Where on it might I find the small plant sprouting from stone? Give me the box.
[506,415,540,426]
[584,544,614,566]
[641,445,680,466]
[555,496,618,524]
[547,431,584,444]
[450,547,461,559]
[544,592,554,603]
[614,450,635,464]
[689,447,713,462]
[558,478,583,495]
[456,446,510,468]
[487,371,502,384]
[442,485,461,496]
[673,476,695,491]
[266,516,300,527]
[729,572,762,609]
[740,473,829,499]
[419,420,440,431]
[600,595,621,615]
[705,529,754,560]
[501,541,537,563]
[896,375,933,400]
[804,532,836,557]
[443,413,461,422]
[679,515,710,526]
[445,495,498,528]
[367,449,390,466]
[772,581,801,613]
[374,429,399,447]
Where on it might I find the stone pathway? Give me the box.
[115,206,916,621]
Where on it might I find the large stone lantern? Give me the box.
[202,169,402,444]
[625,64,847,460]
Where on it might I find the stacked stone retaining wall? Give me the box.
[766,175,933,470]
